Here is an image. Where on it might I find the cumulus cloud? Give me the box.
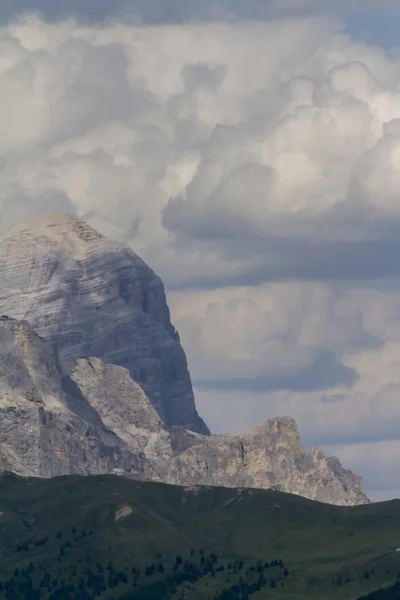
[161,54,400,285]
[168,283,375,392]
[3,12,400,497]
[4,16,400,288]
[172,285,400,425]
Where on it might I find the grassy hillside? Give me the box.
[0,474,400,599]
[357,581,400,599]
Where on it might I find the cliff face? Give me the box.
[168,418,369,506]
[63,357,172,474]
[0,215,370,506]
[0,318,156,479]
[0,213,208,434]
[0,316,178,480]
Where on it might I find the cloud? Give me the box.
[197,353,358,393]
[192,346,400,470]
[161,53,400,285]
[320,393,347,403]
[168,282,374,392]
[173,285,400,489]
[218,337,400,443]
[3,15,400,289]
[324,439,400,501]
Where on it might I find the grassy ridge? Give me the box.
[0,474,400,599]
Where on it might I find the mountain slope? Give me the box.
[0,475,397,600]
[0,212,208,434]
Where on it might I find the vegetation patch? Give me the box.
[0,474,400,599]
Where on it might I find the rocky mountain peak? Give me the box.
[0,213,209,434]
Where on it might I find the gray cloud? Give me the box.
[195,351,358,393]
[3,0,400,25]
[0,0,267,23]
[320,393,347,403]
[169,283,379,399]
[162,217,400,290]
[324,439,400,500]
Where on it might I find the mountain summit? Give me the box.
[0,212,209,434]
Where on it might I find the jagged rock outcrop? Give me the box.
[0,213,208,434]
[64,357,172,472]
[0,317,168,479]
[168,418,369,506]
[0,215,370,506]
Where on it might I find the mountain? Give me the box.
[0,313,368,505]
[0,214,369,506]
[0,474,395,600]
[0,213,208,434]
[168,417,368,506]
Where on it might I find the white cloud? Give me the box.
[3,15,400,287]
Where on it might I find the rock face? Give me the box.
[0,213,208,434]
[0,214,370,506]
[0,317,169,479]
[64,357,172,472]
[168,418,369,506]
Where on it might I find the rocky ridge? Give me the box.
[0,214,369,506]
[167,418,368,506]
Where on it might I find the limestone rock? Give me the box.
[64,357,172,474]
[0,213,208,434]
[0,317,166,479]
[168,417,369,506]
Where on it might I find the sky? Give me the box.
[2,0,400,501]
